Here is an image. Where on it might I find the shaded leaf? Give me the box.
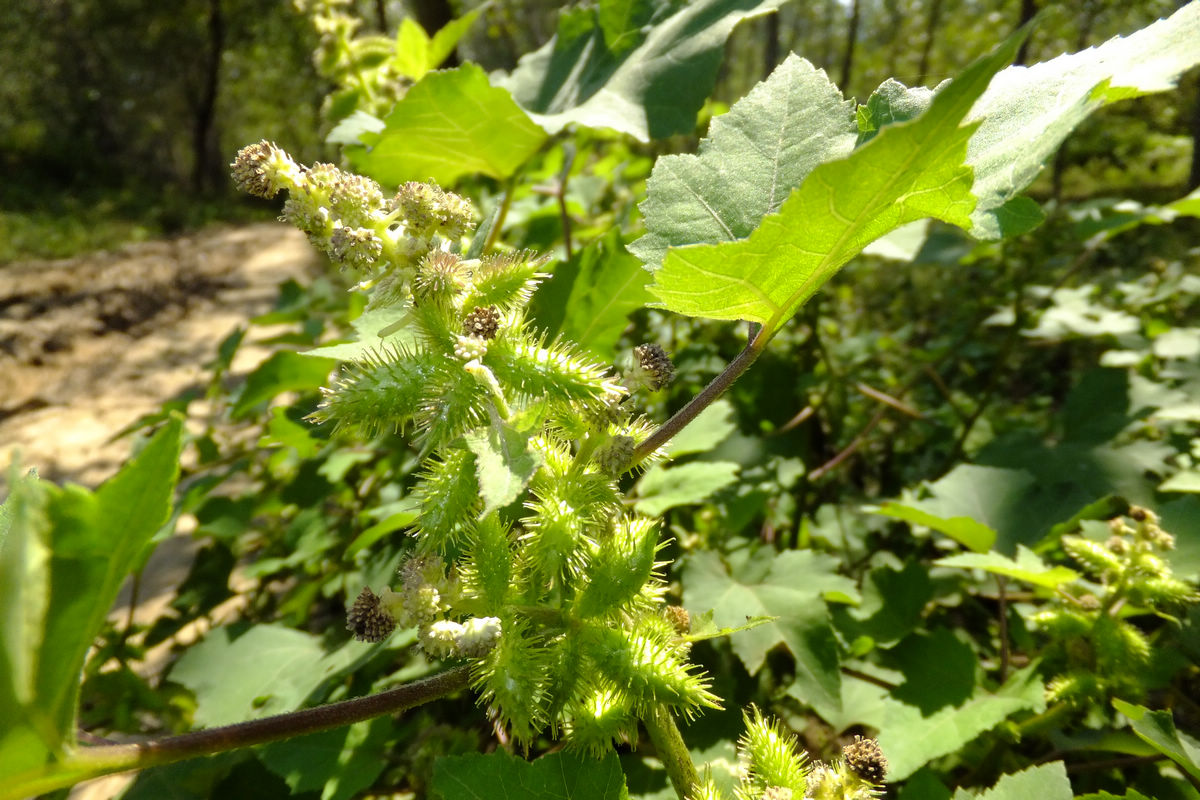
[432,748,629,800]
[1113,699,1200,782]
[233,352,338,419]
[681,550,853,712]
[301,307,416,362]
[258,717,392,800]
[531,230,653,362]
[633,461,739,517]
[169,624,370,726]
[500,0,788,141]
[949,761,1071,800]
[880,664,1045,781]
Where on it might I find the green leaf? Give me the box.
[1113,699,1200,782]
[169,624,370,726]
[633,461,739,517]
[301,306,416,362]
[646,26,1023,332]
[899,464,1038,555]
[681,549,854,712]
[499,0,788,141]
[349,63,548,185]
[881,664,1045,781]
[839,560,934,648]
[628,53,856,270]
[965,3,1200,238]
[0,419,183,783]
[393,8,482,81]
[258,717,392,800]
[232,351,338,419]
[872,501,996,552]
[1075,792,1153,800]
[664,399,737,458]
[949,761,1071,800]
[530,230,654,362]
[431,748,629,800]
[464,423,543,518]
[935,546,1079,589]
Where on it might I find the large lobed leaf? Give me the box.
[635,4,1200,330]
[643,22,1018,333]
[432,748,629,800]
[0,419,183,785]
[499,0,789,141]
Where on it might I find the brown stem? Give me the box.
[633,330,767,464]
[10,667,472,799]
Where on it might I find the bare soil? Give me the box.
[1,222,319,487]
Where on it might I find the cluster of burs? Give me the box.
[1035,507,1197,705]
[232,142,711,753]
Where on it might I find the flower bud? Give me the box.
[230,140,301,198]
[463,306,500,340]
[633,343,675,391]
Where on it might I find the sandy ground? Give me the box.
[1,223,320,799]
[1,221,318,487]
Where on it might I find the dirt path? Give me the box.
[1,222,319,488]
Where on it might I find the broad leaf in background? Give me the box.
[881,664,1045,781]
[965,3,1200,238]
[628,54,856,269]
[259,717,393,800]
[871,501,996,552]
[633,461,739,517]
[530,230,654,362]
[950,761,1071,800]
[664,398,737,458]
[1113,699,1200,783]
[232,351,339,420]
[894,464,1037,555]
[0,419,183,783]
[681,550,857,712]
[302,307,415,362]
[349,64,548,185]
[935,546,1080,589]
[432,748,629,800]
[645,25,1022,331]
[500,0,788,141]
[169,624,370,726]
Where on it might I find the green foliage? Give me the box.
[0,419,183,786]
[6,2,1200,799]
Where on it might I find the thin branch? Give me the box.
[11,667,472,799]
[997,575,1010,683]
[854,381,923,419]
[807,405,889,481]
[841,667,899,691]
[633,329,768,464]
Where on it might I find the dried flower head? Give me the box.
[230,140,301,199]
[633,343,675,391]
[463,306,500,340]
[346,586,397,643]
[842,736,887,785]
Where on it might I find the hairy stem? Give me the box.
[633,326,768,464]
[7,667,472,800]
[643,704,699,799]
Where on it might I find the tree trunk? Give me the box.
[838,0,860,91]
[764,10,780,80]
[1014,0,1038,65]
[916,0,943,85]
[1188,73,1200,191]
[192,0,225,195]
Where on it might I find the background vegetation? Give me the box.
[2,1,1200,800]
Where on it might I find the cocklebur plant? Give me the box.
[689,708,886,800]
[232,141,721,763]
[1030,506,1198,707]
